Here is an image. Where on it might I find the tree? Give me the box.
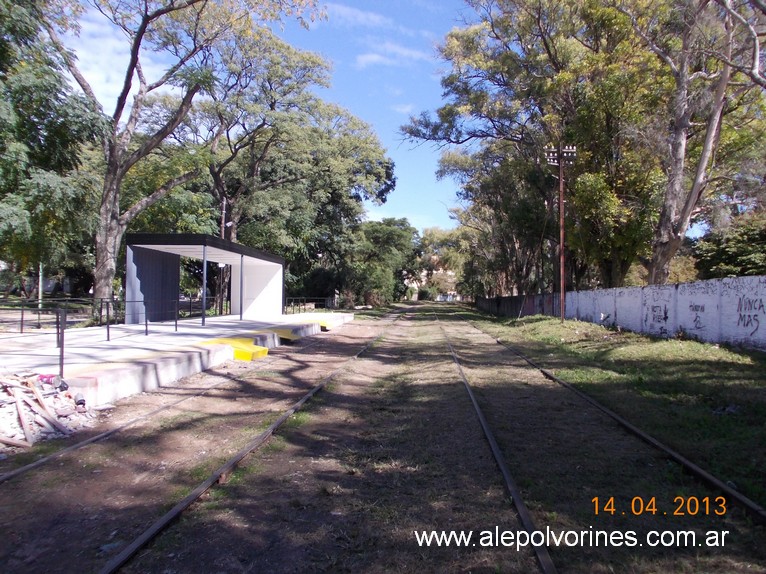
[419,227,466,283]
[713,0,766,89]
[615,0,764,283]
[0,0,104,294]
[418,227,464,299]
[405,0,666,290]
[235,102,396,292]
[343,218,420,306]
[445,204,515,297]
[693,209,766,277]
[405,0,766,289]
[439,143,553,295]
[163,26,331,244]
[41,0,320,300]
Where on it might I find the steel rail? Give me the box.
[488,331,766,526]
[98,309,407,574]
[0,334,326,484]
[438,320,557,574]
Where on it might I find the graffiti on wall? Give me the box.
[481,275,766,350]
[688,303,705,330]
[737,295,764,336]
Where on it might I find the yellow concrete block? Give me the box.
[202,338,268,361]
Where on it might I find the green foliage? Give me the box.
[417,286,437,301]
[0,0,105,282]
[342,218,420,306]
[419,226,463,297]
[156,27,396,298]
[693,211,766,278]
[223,100,395,292]
[129,185,217,235]
[403,0,669,292]
[405,0,766,290]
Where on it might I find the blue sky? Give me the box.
[275,1,474,233]
[66,1,473,234]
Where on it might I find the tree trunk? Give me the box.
[644,8,734,284]
[647,236,684,284]
[647,57,691,285]
[93,174,127,301]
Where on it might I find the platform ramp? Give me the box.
[201,338,269,361]
[66,343,234,406]
[268,323,322,342]
[283,312,355,332]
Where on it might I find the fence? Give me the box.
[284,296,335,314]
[476,275,766,350]
[0,298,93,333]
[476,293,559,319]
[0,296,234,377]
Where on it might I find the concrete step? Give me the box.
[66,343,234,406]
[201,337,269,361]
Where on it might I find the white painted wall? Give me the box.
[230,261,283,320]
[615,287,642,334]
[565,276,766,350]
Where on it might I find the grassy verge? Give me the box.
[462,308,766,508]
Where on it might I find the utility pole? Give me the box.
[544,144,576,322]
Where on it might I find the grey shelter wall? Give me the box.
[126,246,181,324]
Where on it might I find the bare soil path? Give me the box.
[0,305,763,573]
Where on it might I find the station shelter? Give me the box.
[125,233,284,325]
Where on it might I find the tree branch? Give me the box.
[39,20,100,107]
[111,0,206,124]
[122,83,203,175]
[120,169,202,226]
[613,2,680,76]
[713,0,766,88]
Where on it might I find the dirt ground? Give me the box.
[0,306,764,573]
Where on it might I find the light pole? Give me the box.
[544,144,576,322]
[220,197,227,239]
[219,197,233,315]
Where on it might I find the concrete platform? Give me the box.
[287,312,356,331]
[0,312,354,406]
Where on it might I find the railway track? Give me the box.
[435,316,554,574]
[98,311,404,574]
[433,309,766,573]
[437,311,766,527]
[0,310,407,573]
[1,305,764,573]
[0,335,333,485]
[491,331,766,526]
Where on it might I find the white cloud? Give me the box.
[354,40,433,69]
[326,3,393,29]
[378,41,432,63]
[65,9,180,115]
[326,3,437,39]
[355,53,397,69]
[392,104,414,114]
